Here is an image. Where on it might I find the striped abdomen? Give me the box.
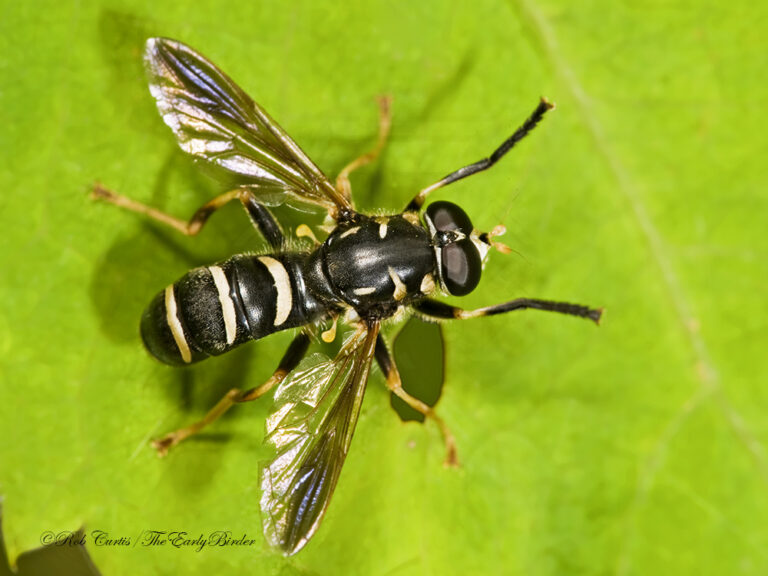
[141,253,325,366]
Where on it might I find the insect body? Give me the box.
[142,252,319,365]
[94,37,602,555]
[144,211,437,366]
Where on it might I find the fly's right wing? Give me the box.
[260,324,379,555]
[145,37,350,214]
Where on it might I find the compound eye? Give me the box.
[441,239,481,296]
[425,201,473,233]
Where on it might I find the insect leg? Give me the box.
[335,96,393,202]
[238,192,285,250]
[374,334,459,467]
[152,332,311,457]
[405,98,555,212]
[413,298,603,324]
[91,185,284,248]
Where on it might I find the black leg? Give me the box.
[92,185,285,249]
[414,297,602,324]
[152,331,310,456]
[374,334,459,467]
[406,98,555,212]
[239,192,285,250]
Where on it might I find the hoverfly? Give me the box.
[93,38,602,555]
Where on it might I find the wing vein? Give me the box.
[260,324,379,555]
[144,37,347,213]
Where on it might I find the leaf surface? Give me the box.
[1,1,766,574]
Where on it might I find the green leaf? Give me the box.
[1,1,766,575]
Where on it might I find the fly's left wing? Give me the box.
[144,37,350,214]
[261,324,379,555]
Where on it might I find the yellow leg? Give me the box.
[152,332,310,456]
[91,183,243,236]
[380,347,459,467]
[335,96,393,201]
[152,369,286,457]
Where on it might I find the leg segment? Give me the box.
[239,193,285,250]
[375,334,459,467]
[152,332,310,456]
[406,98,555,212]
[335,96,393,202]
[92,184,285,249]
[414,297,602,324]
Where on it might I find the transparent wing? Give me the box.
[144,37,349,213]
[261,324,379,555]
